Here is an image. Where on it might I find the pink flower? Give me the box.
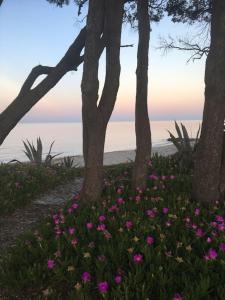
[173,293,182,300]
[216,215,224,223]
[196,228,204,237]
[98,255,106,262]
[67,208,73,214]
[86,222,93,230]
[147,209,156,218]
[133,253,143,264]
[195,208,200,216]
[117,197,125,205]
[98,281,109,293]
[161,175,166,180]
[108,205,118,212]
[149,174,158,180]
[125,220,133,229]
[220,243,225,251]
[72,203,79,210]
[117,188,123,194]
[135,195,141,203]
[47,259,55,269]
[207,248,218,260]
[68,227,75,235]
[162,207,169,214]
[210,221,217,228]
[115,275,122,284]
[82,272,91,282]
[97,224,106,231]
[170,175,175,180]
[146,236,154,245]
[99,215,106,222]
[218,223,225,231]
[71,239,78,246]
[206,237,212,243]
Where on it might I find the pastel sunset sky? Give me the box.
[0,0,207,122]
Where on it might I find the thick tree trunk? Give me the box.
[132,0,152,190]
[0,27,86,146]
[81,0,124,202]
[192,0,225,203]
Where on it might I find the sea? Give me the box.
[0,120,201,163]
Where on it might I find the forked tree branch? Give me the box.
[158,36,209,63]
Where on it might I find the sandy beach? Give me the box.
[55,144,177,167]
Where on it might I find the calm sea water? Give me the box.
[0,120,201,162]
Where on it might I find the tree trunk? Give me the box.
[0,27,86,146]
[132,0,152,190]
[81,0,124,202]
[192,0,225,203]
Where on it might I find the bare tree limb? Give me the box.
[157,35,209,63]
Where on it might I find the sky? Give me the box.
[0,0,207,122]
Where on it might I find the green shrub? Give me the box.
[0,163,78,215]
[1,157,225,299]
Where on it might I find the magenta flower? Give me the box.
[147,209,156,218]
[98,281,109,293]
[82,272,91,282]
[173,293,182,300]
[115,275,122,284]
[195,208,200,216]
[86,222,93,230]
[117,197,125,205]
[218,223,225,231]
[47,259,55,269]
[68,227,75,235]
[99,215,106,222]
[149,174,158,180]
[133,253,143,264]
[72,203,79,209]
[206,237,212,243]
[117,187,123,194]
[125,220,133,229]
[220,243,225,251]
[67,208,73,214]
[196,228,204,237]
[208,248,218,260]
[97,224,106,231]
[162,207,169,214]
[216,215,224,223]
[146,236,154,245]
[108,205,118,212]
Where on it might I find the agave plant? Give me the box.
[23,137,61,166]
[62,156,75,168]
[168,121,201,168]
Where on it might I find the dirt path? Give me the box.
[0,178,83,251]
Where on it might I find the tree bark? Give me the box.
[132,0,152,190]
[0,27,86,146]
[81,0,124,202]
[192,0,225,203]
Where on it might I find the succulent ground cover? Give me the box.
[1,156,225,299]
[0,163,79,215]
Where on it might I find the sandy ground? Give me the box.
[54,144,177,167]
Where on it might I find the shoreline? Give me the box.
[54,144,177,167]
